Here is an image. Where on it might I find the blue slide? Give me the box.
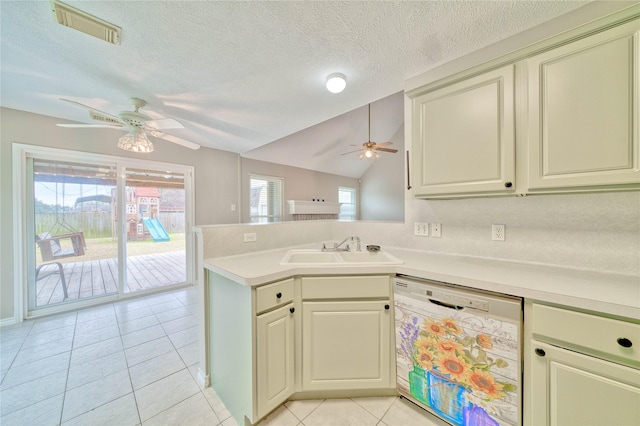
[142,218,170,242]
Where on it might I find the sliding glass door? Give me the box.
[18,145,193,316]
[30,159,119,309]
[124,168,186,293]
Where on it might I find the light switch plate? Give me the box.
[414,222,429,236]
[243,232,257,242]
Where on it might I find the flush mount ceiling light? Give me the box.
[326,73,346,93]
[117,128,154,153]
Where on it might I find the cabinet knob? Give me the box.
[534,348,546,357]
[505,182,513,188]
[289,307,295,314]
[384,304,390,310]
[276,292,282,299]
[617,337,633,348]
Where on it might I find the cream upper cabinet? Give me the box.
[527,20,640,191]
[411,64,515,197]
[407,16,640,198]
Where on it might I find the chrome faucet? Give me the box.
[322,236,361,252]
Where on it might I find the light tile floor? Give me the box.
[1,286,444,426]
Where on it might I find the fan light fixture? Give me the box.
[117,128,154,153]
[326,73,346,93]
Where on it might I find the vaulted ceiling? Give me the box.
[1,1,589,177]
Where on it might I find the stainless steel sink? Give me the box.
[280,249,402,265]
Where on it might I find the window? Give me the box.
[250,174,283,223]
[338,186,356,220]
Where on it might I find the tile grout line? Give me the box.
[117,299,144,426]
[58,311,78,426]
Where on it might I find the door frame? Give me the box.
[12,143,195,320]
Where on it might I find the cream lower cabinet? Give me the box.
[255,278,296,419]
[525,301,640,425]
[301,275,394,391]
[256,302,295,417]
[529,340,640,425]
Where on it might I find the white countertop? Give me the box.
[204,245,640,319]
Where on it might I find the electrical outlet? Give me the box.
[414,222,429,237]
[431,223,441,238]
[492,224,505,241]
[243,232,257,243]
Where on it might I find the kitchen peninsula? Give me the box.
[195,223,639,425]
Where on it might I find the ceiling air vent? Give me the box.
[51,0,121,45]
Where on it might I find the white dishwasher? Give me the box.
[394,276,522,426]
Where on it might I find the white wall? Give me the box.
[359,123,405,221]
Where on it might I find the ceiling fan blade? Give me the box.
[341,149,364,156]
[60,98,121,123]
[374,147,398,153]
[151,131,200,150]
[375,141,393,146]
[56,123,123,129]
[145,118,184,130]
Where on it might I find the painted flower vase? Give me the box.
[427,371,467,426]
[464,406,499,426]
[409,365,429,405]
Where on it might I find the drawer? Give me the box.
[532,303,640,367]
[255,278,294,314]
[302,275,390,300]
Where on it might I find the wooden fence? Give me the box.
[35,212,185,238]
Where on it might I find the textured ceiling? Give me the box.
[1,1,590,177]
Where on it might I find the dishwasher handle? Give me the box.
[429,298,464,310]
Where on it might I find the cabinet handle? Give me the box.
[406,151,412,190]
[289,307,295,314]
[505,182,513,188]
[534,348,546,357]
[384,304,390,310]
[617,337,633,348]
[276,292,282,299]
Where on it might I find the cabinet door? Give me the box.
[302,300,391,391]
[527,20,640,190]
[256,303,295,417]
[529,340,640,426]
[411,64,515,197]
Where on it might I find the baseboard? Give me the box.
[197,368,210,389]
[0,317,18,327]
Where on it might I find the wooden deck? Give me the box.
[35,251,186,307]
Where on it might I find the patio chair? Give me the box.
[35,262,68,299]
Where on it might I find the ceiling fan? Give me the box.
[56,97,200,152]
[341,103,398,159]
